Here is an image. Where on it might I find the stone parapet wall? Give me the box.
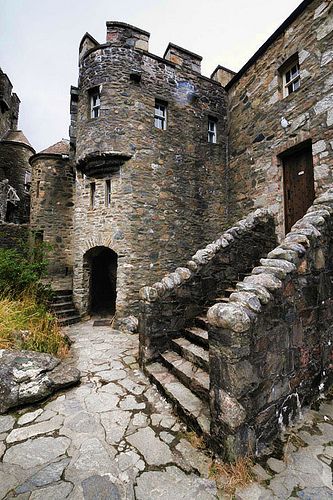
[207,187,333,460]
[139,209,276,365]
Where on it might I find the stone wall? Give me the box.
[207,188,333,460]
[0,141,33,223]
[0,222,28,250]
[72,23,229,318]
[30,155,74,289]
[138,209,276,365]
[227,0,333,236]
[0,68,19,138]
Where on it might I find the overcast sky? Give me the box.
[0,0,303,152]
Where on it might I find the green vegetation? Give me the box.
[0,244,69,356]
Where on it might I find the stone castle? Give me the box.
[0,0,332,457]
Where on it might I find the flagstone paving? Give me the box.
[0,320,332,499]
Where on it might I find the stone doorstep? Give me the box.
[160,350,209,402]
[171,337,209,372]
[145,361,211,436]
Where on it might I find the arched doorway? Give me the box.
[85,246,118,316]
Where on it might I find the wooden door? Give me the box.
[283,147,315,234]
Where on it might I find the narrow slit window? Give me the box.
[90,182,96,209]
[208,117,217,143]
[154,100,167,130]
[89,87,101,118]
[36,180,40,198]
[105,179,111,208]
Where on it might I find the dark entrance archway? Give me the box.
[86,246,118,315]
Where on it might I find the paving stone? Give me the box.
[29,481,73,499]
[235,483,268,500]
[251,463,272,481]
[126,427,173,465]
[118,378,145,395]
[296,486,333,499]
[85,392,119,412]
[0,469,20,499]
[131,412,148,427]
[6,415,64,443]
[17,409,43,426]
[97,369,126,382]
[0,441,5,459]
[160,431,174,444]
[98,382,125,395]
[117,449,142,471]
[16,457,70,493]
[3,436,70,469]
[0,415,15,433]
[81,475,121,500]
[176,439,211,477]
[35,409,58,423]
[135,466,217,499]
[100,410,131,445]
[267,457,286,473]
[119,395,145,410]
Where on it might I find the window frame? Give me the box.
[89,87,101,119]
[154,100,167,130]
[281,56,300,98]
[208,117,217,144]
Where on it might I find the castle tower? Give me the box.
[29,140,74,290]
[70,22,229,322]
[0,130,35,223]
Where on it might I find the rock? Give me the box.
[3,436,70,469]
[116,315,138,333]
[207,302,252,332]
[17,409,43,426]
[6,415,64,443]
[267,457,286,473]
[135,466,217,500]
[126,426,173,465]
[0,414,15,433]
[175,439,211,477]
[235,483,268,500]
[244,273,282,292]
[0,349,80,414]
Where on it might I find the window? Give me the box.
[281,57,300,97]
[154,100,167,130]
[24,171,31,193]
[36,180,40,198]
[208,117,217,143]
[105,179,111,208]
[89,87,100,118]
[90,182,96,209]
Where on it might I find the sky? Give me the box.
[0,0,303,152]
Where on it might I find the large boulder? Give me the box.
[0,349,80,414]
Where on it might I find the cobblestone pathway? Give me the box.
[0,321,332,499]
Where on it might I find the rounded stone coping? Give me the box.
[139,208,273,303]
[206,190,333,332]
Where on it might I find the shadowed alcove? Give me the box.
[85,246,118,315]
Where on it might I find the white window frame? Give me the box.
[282,59,300,97]
[90,87,101,118]
[154,100,167,130]
[208,118,217,144]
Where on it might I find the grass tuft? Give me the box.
[209,456,254,496]
[0,290,69,357]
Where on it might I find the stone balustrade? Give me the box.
[207,188,333,461]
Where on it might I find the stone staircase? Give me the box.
[51,290,81,326]
[145,271,251,440]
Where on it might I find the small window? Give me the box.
[36,180,40,198]
[154,100,167,130]
[24,171,31,193]
[89,87,100,118]
[105,179,111,208]
[208,117,217,143]
[281,56,300,97]
[90,182,96,208]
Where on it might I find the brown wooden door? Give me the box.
[283,147,315,234]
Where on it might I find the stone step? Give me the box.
[145,362,211,436]
[52,293,73,304]
[52,301,73,310]
[171,337,209,372]
[55,308,78,319]
[161,350,209,401]
[183,327,208,349]
[194,315,209,330]
[224,287,236,297]
[58,315,81,326]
